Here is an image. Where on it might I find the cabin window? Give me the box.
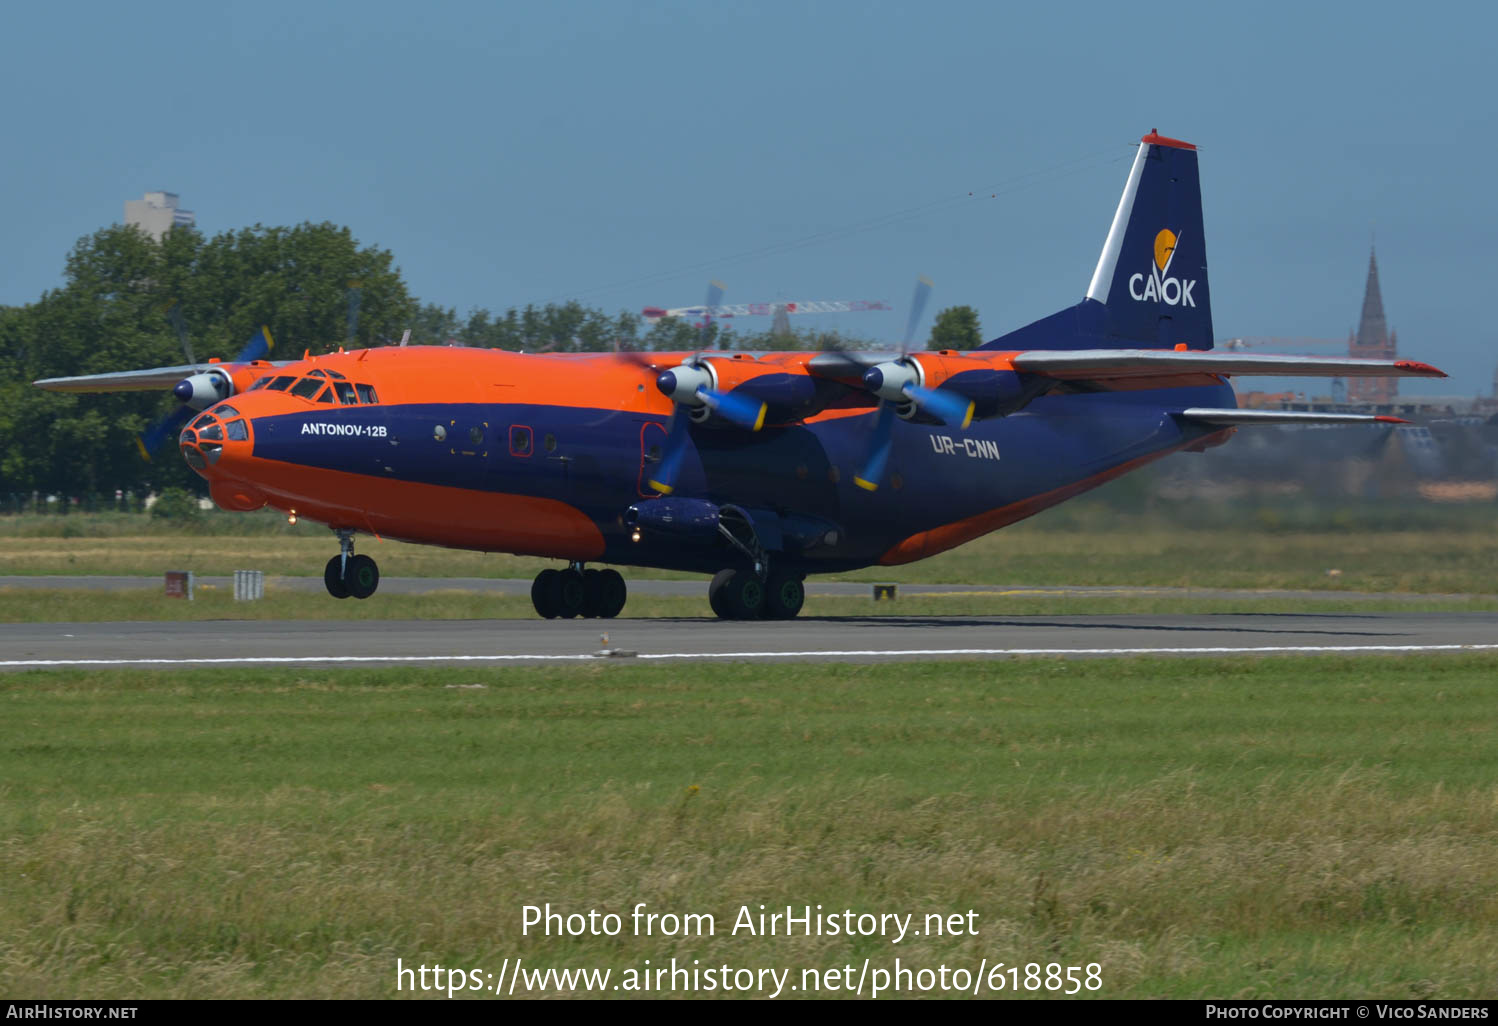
[433,424,447,441]
[509,426,533,457]
[266,376,296,391]
[356,384,379,404]
[290,377,322,399]
[225,420,249,441]
[543,433,557,453]
[469,425,485,446]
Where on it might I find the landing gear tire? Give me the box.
[547,569,586,619]
[324,556,350,599]
[531,569,561,618]
[594,568,627,619]
[345,554,380,599]
[709,568,766,620]
[764,571,805,620]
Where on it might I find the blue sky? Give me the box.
[3,0,1493,395]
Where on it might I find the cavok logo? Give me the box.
[1128,229,1197,307]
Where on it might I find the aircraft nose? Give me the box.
[177,406,251,478]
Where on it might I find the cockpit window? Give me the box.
[248,377,270,391]
[199,422,224,442]
[356,384,379,404]
[215,405,240,419]
[327,370,347,380]
[191,413,215,430]
[290,377,323,399]
[315,387,334,404]
[307,369,327,379]
[225,419,249,441]
[334,381,358,405]
[266,376,296,391]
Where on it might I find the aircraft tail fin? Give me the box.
[984,130,1213,352]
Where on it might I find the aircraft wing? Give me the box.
[1007,350,1446,380]
[1174,408,1409,426]
[33,362,294,393]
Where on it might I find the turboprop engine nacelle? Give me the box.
[172,369,234,410]
[624,497,722,542]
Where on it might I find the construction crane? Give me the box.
[642,298,891,324]
[1218,336,1348,352]
[1218,337,1352,402]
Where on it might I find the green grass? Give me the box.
[2,586,1496,623]
[3,656,1497,998]
[3,503,1497,594]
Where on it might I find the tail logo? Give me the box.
[1129,228,1196,307]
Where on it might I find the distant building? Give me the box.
[124,191,194,241]
[1347,248,1398,403]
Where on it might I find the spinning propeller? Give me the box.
[852,277,974,491]
[647,282,769,495]
[135,311,274,459]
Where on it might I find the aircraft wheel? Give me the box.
[346,554,380,599]
[597,569,627,619]
[764,571,805,620]
[531,569,560,618]
[710,569,765,620]
[708,569,735,619]
[581,569,606,618]
[324,556,350,599]
[547,569,586,619]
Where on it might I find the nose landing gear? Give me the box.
[531,564,627,619]
[324,529,380,600]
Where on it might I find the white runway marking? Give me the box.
[5,643,1498,669]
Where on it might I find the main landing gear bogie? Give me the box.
[709,567,804,620]
[531,565,627,619]
[324,530,380,600]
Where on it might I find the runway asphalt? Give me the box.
[3,575,1491,603]
[3,612,1495,670]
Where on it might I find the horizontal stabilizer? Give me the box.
[1175,408,1409,426]
[1009,349,1445,380]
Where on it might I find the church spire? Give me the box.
[1356,248,1388,349]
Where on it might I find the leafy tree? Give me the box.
[929,305,982,350]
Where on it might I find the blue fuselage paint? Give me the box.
[248,379,1235,574]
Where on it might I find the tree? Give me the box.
[929,305,982,350]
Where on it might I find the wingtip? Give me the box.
[1373,415,1410,424]
[1394,360,1445,377]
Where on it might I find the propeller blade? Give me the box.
[136,405,195,461]
[902,276,933,353]
[698,387,767,431]
[346,282,362,343]
[166,301,196,366]
[854,403,897,492]
[904,383,974,428]
[647,412,694,495]
[235,326,275,363]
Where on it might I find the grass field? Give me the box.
[3,655,1497,999]
[3,509,1497,595]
